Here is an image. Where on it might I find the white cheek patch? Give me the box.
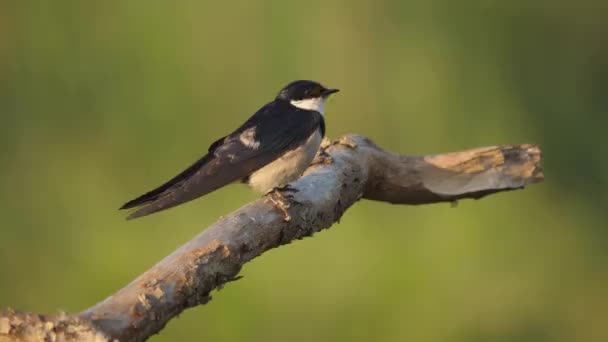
[290,97,327,115]
[239,127,260,149]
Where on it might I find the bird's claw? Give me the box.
[266,186,299,221]
[335,136,358,149]
[312,150,333,165]
[278,184,299,194]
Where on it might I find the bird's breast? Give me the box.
[247,129,322,193]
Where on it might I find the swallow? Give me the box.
[120,80,339,219]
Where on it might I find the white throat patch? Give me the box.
[290,97,327,115]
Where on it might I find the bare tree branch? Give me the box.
[0,135,543,342]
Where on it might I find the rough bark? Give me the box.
[0,135,544,342]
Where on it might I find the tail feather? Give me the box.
[119,154,215,215]
[120,191,160,210]
[125,194,181,220]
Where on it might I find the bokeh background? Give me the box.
[1,1,607,341]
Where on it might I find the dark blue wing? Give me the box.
[121,100,324,219]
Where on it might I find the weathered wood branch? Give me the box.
[0,135,543,342]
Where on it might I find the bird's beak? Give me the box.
[322,88,340,97]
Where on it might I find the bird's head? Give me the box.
[276,80,339,115]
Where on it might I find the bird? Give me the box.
[120,80,339,220]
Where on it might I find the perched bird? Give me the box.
[120,80,339,220]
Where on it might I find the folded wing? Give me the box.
[120,101,324,219]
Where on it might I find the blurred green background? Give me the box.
[1,1,607,341]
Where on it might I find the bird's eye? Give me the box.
[312,86,323,97]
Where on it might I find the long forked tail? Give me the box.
[124,192,185,220]
[120,154,216,219]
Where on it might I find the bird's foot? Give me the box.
[267,194,292,221]
[312,149,333,165]
[335,136,358,149]
[277,184,299,194]
[266,185,299,221]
